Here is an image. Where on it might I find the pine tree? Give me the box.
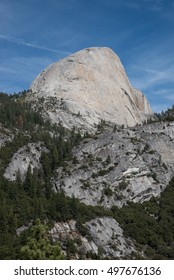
[20,219,64,259]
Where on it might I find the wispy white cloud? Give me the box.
[166,94,174,101]
[0,34,70,55]
[129,65,172,91]
[0,55,55,93]
[126,36,174,92]
[124,37,174,112]
[151,103,169,113]
[105,0,138,10]
[140,0,163,10]
[0,66,15,73]
[145,87,174,112]
[107,0,164,11]
[152,88,174,97]
[58,33,82,48]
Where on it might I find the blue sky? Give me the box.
[0,0,174,112]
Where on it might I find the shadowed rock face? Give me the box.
[30,47,152,130]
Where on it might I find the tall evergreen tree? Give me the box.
[20,219,64,260]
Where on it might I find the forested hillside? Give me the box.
[0,92,174,259]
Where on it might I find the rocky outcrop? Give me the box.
[4,142,48,181]
[53,121,174,208]
[0,128,14,148]
[85,217,136,258]
[29,47,152,131]
[50,217,136,259]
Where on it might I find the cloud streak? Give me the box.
[129,65,172,91]
[0,34,70,55]
[107,0,164,11]
[0,55,56,93]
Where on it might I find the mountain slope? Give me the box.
[1,58,174,260]
[53,121,174,208]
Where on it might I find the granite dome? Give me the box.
[30,47,152,130]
